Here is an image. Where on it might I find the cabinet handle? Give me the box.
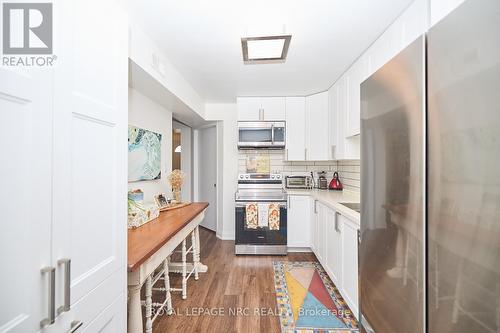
[334,212,341,233]
[68,320,83,333]
[331,145,336,160]
[286,149,288,161]
[288,196,291,210]
[358,229,362,244]
[58,258,71,314]
[305,148,307,160]
[259,108,264,120]
[40,267,56,328]
[314,200,318,214]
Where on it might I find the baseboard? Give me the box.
[287,247,312,253]
[217,233,235,241]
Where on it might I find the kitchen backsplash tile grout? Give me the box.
[238,150,360,193]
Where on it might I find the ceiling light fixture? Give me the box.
[241,35,291,64]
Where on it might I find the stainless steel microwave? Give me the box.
[237,121,285,149]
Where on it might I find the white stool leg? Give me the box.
[128,284,143,333]
[191,229,199,280]
[145,275,153,333]
[182,238,187,299]
[163,257,173,315]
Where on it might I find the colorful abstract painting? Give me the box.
[273,261,358,333]
[128,125,162,181]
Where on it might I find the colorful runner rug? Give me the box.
[273,261,358,333]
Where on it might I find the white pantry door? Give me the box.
[0,68,53,331]
[51,0,128,317]
[198,126,217,231]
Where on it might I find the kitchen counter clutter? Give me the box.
[286,188,360,225]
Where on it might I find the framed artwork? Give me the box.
[128,125,162,181]
[154,193,169,209]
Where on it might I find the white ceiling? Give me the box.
[122,0,413,103]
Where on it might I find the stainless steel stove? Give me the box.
[235,173,287,255]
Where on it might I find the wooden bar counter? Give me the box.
[127,202,209,333]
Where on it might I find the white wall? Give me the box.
[204,103,238,239]
[128,23,205,119]
[128,88,173,202]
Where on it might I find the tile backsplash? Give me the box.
[238,150,360,193]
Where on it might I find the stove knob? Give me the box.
[245,175,250,179]
[239,175,243,179]
[271,175,275,179]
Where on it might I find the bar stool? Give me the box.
[168,226,201,299]
[142,257,173,333]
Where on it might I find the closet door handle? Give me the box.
[58,258,71,314]
[68,320,83,333]
[40,267,56,328]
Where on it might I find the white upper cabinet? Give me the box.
[328,84,339,160]
[261,97,286,120]
[237,97,261,121]
[237,97,285,121]
[285,97,306,161]
[305,91,329,161]
[345,57,368,138]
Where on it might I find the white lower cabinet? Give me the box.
[325,210,342,286]
[317,202,328,264]
[339,214,359,318]
[287,195,311,248]
[309,202,359,320]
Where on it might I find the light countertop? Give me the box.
[286,188,360,226]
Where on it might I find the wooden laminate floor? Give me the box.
[151,227,316,333]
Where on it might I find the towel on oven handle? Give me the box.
[268,203,280,230]
[245,203,258,229]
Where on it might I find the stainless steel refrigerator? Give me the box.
[360,0,500,332]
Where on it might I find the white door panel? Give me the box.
[198,126,217,231]
[52,0,127,315]
[0,67,52,332]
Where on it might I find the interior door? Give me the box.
[51,0,127,315]
[0,68,53,332]
[198,126,217,231]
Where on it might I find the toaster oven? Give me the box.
[285,175,313,189]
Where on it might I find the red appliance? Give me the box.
[329,172,343,191]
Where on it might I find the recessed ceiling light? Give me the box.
[241,35,291,64]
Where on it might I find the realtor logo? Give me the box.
[2,2,53,54]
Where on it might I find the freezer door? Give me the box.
[427,0,500,332]
[360,36,425,333]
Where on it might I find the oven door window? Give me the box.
[288,178,305,187]
[239,128,272,143]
